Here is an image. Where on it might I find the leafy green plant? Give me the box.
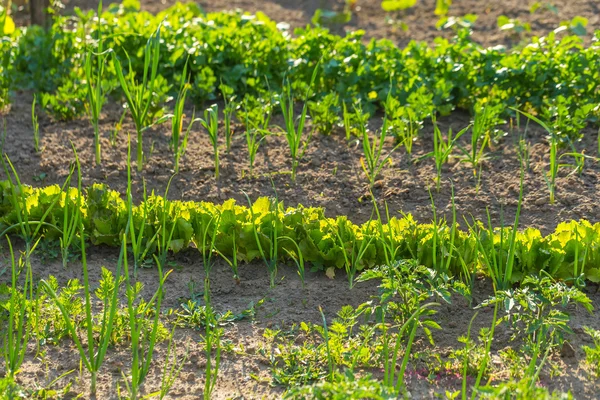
[435,0,452,16]
[326,216,374,288]
[308,92,340,135]
[285,370,396,400]
[125,136,158,272]
[244,194,280,287]
[237,93,275,133]
[582,327,600,378]
[200,104,220,180]
[479,275,592,394]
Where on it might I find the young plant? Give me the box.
[582,327,600,377]
[200,104,220,180]
[32,94,40,152]
[120,232,172,399]
[278,66,319,182]
[158,327,189,399]
[384,94,427,157]
[242,99,266,176]
[110,107,127,147]
[40,220,124,395]
[126,135,158,272]
[3,237,34,378]
[170,60,197,173]
[466,165,524,291]
[326,217,374,289]
[84,1,108,165]
[197,214,223,399]
[59,144,83,268]
[458,105,496,181]
[113,24,166,171]
[420,115,469,191]
[381,304,437,394]
[371,199,401,266]
[359,111,401,190]
[513,108,559,204]
[220,83,236,153]
[342,101,370,141]
[280,235,306,287]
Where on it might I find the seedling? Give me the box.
[84,1,108,165]
[419,115,470,191]
[59,144,83,268]
[3,237,34,378]
[359,110,401,190]
[171,59,199,173]
[220,82,236,153]
[242,99,266,175]
[40,220,124,395]
[113,24,167,171]
[278,64,319,182]
[513,108,562,204]
[200,104,220,180]
[32,94,40,152]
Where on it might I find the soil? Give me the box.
[3,90,600,235]
[11,0,600,47]
[2,0,600,398]
[5,245,600,399]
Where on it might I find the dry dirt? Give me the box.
[4,245,600,399]
[2,86,600,397]
[12,0,600,47]
[3,90,600,235]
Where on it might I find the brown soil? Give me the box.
[3,91,600,235]
[2,84,600,397]
[5,245,600,399]
[11,0,600,47]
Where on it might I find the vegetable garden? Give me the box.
[0,0,599,398]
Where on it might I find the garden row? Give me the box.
[2,178,599,288]
[0,1,599,139]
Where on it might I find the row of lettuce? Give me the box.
[0,181,598,284]
[0,2,599,138]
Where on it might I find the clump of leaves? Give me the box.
[284,370,396,400]
[582,327,600,378]
[309,92,341,135]
[479,275,593,358]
